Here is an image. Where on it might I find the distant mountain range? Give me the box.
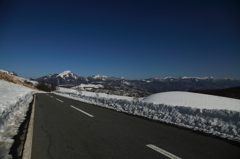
[36,71,240,96]
[36,70,127,86]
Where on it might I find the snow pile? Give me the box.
[55,88,240,142]
[0,80,37,159]
[57,87,79,94]
[142,91,240,111]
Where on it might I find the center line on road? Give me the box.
[71,105,94,118]
[56,98,63,102]
[146,144,182,159]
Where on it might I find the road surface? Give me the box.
[30,93,240,159]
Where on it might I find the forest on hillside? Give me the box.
[190,86,240,99]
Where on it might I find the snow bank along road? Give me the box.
[29,93,240,159]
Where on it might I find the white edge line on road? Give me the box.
[56,98,63,102]
[22,94,36,159]
[146,144,182,159]
[71,105,94,118]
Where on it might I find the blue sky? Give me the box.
[1,0,240,79]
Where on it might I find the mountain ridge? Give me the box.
[36,70,239,81]
[36,71,240,95]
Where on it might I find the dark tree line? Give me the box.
[36,80,58,92]
[190,86,240,99]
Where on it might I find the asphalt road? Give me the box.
[31,93,240,159]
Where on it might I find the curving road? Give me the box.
[30,93,240,159]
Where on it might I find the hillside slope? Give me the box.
[0,70,40,91]
[190,86,240,99]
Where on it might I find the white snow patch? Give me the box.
[58,87,79,94]
[57,87,133,101]
[0,80,38,159]
[89,74,108,79]
[71,84,104,91]
[180,76,214,80]
[122,81,131,85]
[142,91,240,112]
[13,75,38,87]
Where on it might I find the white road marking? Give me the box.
[56,98,63,102]
[146,144,182,159]
[71,105,94,118]
[50,96,53,98]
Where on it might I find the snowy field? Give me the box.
[13,75,38,87]
[71,84,104,91]
[58,87,133,100]
[0,80,38,159]
[55,87,240,143]
[143,91,240,112]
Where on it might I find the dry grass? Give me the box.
[0,70,41,91]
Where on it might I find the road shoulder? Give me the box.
[22,94,36,159]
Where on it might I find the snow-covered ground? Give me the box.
[55,87,240,143]
[58,87,133,100]
[13,75,38,87]
[71,83,104,91]
[0,69,38,87]
[0,80,38,159]
[142,91,240,112]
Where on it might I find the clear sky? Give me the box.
[1,0,240,80]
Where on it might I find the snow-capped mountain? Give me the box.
[143,76,216,82]
[36,70,88,86]
[138,76,240,92]
[57,70,78,79]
